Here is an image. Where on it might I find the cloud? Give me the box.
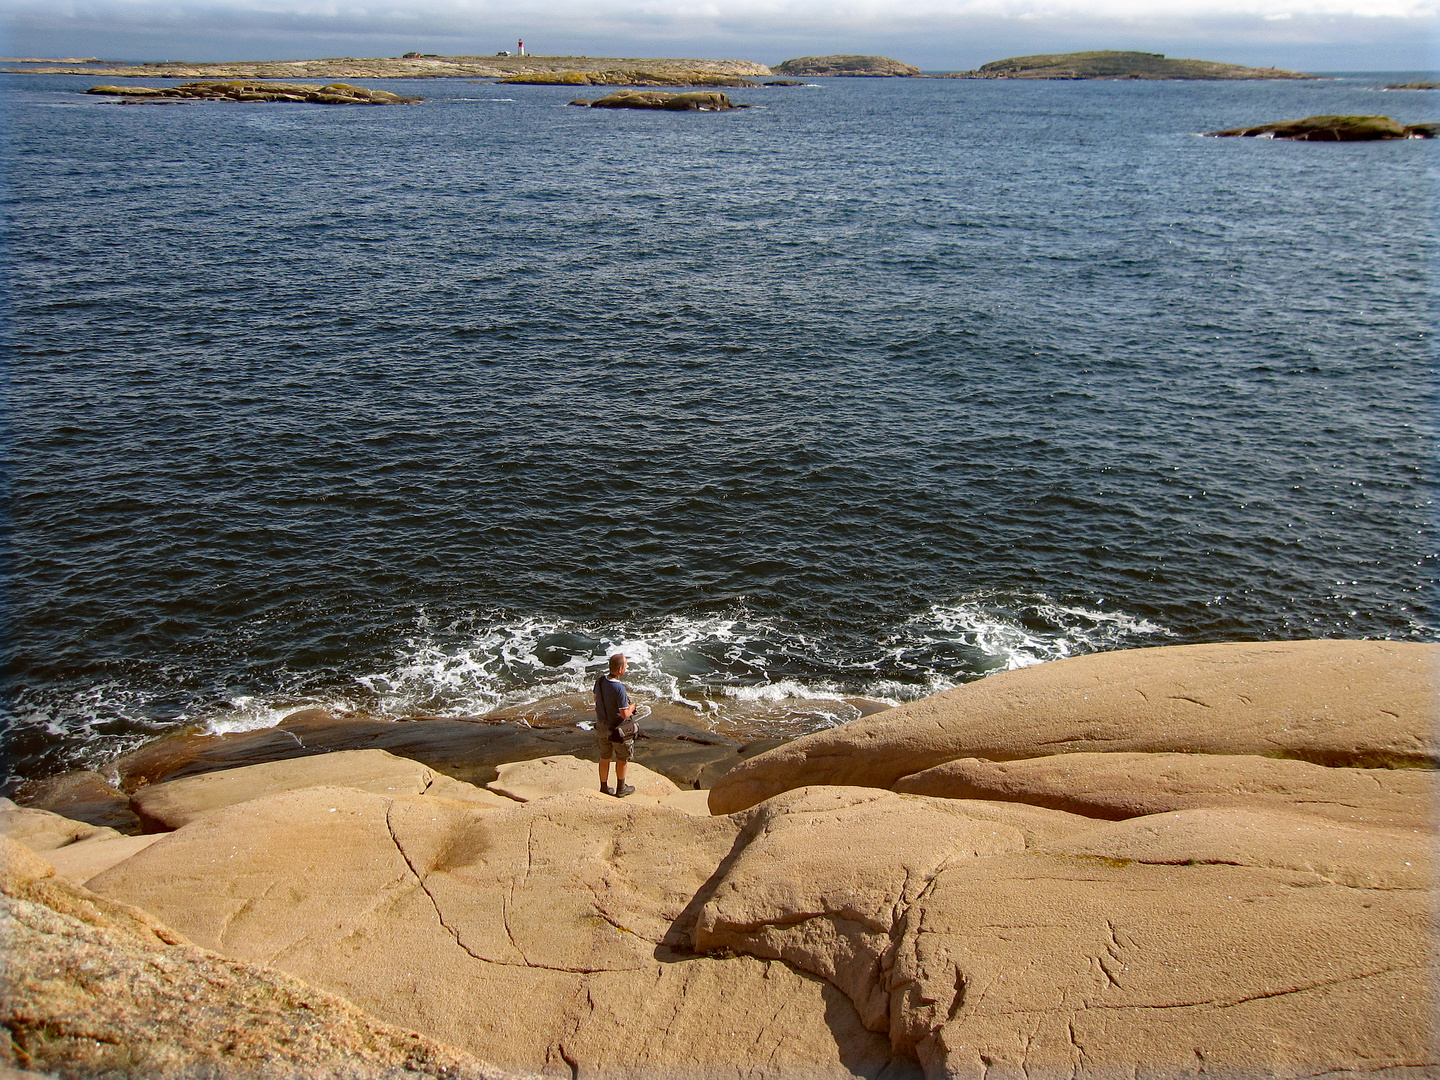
[2,0,1435,67]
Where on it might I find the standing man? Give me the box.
[594,653,637,797]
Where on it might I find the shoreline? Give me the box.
[4,638,1435,1078]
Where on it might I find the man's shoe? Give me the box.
[600,783,613,796]
[613,783,636,798]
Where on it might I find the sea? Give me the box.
[2,70,1436,788]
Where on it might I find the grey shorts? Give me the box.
[597,728,633,762]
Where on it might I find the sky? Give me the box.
[0,0,1436,71]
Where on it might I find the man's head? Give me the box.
[609,653,627,677]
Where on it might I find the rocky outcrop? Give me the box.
[773,55,920,77]
[86,81,421,103]
[709,640,1438,813]
[572,90,746,110]
[8,639,1436,1079]
[0,834,529,1079]
[945,51,1312,80]
[501,71,759,87]
[1207,115,1433,140]
[85,786,908,1078]
[1386,82,1439,90]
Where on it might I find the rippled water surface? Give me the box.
[3,72,1436,783]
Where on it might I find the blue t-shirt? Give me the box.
[593,674,629,729]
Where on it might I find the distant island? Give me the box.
[4,54,770,80]
[943,50,1313,80]
[772,55,920,77]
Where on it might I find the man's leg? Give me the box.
[599,754,612,790]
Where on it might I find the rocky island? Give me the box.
[569,89,746,110]
[85,81,421,104]
[1207,114,1437,140]
[3,639,1435,1079]
[773,54,921,77]
[945,50,1313,80]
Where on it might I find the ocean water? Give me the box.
[2,71,1436,785]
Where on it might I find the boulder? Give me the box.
[131,747,512,830]
[88,786,910,1078]
[709,640,1439,813]
[0,834,527,1079]
[1206,114,1417,140]
[892,751,1436,830]
[12,768,142,833]
[773,55,921,77]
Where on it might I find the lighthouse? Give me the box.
[518,39,526,56]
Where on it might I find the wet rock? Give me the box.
[1206,114,1418,140]
[111,706,759,795]
[709,640,1440,813]
[0,834,527,1080]
[12,769,141,833]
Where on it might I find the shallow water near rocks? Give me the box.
[2,71,1436,785]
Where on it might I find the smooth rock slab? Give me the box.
[132,747,512,829]
[88,786,911,1078]
[710,640,1439,813]
[0,802,120,851]
[892,751,1436,831]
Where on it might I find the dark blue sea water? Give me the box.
[3,71,1436,784]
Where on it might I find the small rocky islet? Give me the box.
[4,639,1436,1079]
[568,89,748,111]
[1206,114,1437,140]
[86,80,421,104]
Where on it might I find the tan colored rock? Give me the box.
[132,747,512,829]
[893,751,1437,831]
[487,753,680,804]
[695,787,1069,1029]
[655,788,715,815]
[881,849,1435,1078]
[1043,806,1431,889]
[89,786,910,1078]
[0,803,119,851]
[711,640,1439,813]
[0,835,527,1080]
[44,832,164,885]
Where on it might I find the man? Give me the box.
[594,652,637,797]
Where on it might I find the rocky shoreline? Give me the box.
[7,55,771,80]
[4,639,1435,1079]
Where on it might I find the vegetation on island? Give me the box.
[85,81,421,104]
[944,50,1313,80]
[772,55,921,76]
[1206,114,1436,140]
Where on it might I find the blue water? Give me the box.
[2,71,1436,783]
